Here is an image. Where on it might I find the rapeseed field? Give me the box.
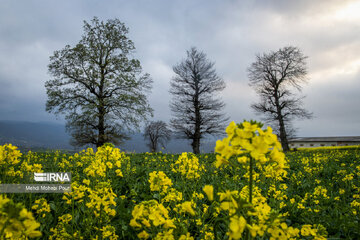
[1,121,359,239]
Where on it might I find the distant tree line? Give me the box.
[143,121,171,153]
[46,16,312,153]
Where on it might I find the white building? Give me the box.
[288,136,360,148]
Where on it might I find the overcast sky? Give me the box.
[0,0,359,137]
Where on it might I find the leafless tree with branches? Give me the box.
[248,46,313,151]
[143,121,171,152]
[170,47,228,154]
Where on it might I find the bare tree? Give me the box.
[46,17,153,147]
[248,46,313,151]
[170,47,228,154]
[143,121,171,152]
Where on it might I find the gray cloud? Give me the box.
[0,0,359,137]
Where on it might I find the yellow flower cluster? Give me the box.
[203,185,214,201]
[0,144,25,180]
[0,145,46,182]
[178,232,194,240]
[4,166,23,179]
[267,223,300,240]
[217,185,298,239]
[300,224,327,240]
[0,144,22,165]
[301,156,324,174]
[20,161,43,173]
[63,181,117,218]
[179,201,196,216]
[200,225,215,240]
[84,145,129,178]
[162,188,183,202]
[313,186,330,199]
[31,198,51,218]
[191,191,204,200]
[342,173,354,181]
[148,171,173,193]
[153,229,175,240]
[50,214,83,240]
[99,225,118,240]
[171,152,204,179]
[350,187,360,215]
[215,121,288,180]
[218,189,241,215]
[0,194,42,239]
[130,200,176,239]
[211,121,328,239]
[86,182,117,218]
[351,198,360,214]
[228,215,247,239]
[58,214,72,223]
[63,181,89,204]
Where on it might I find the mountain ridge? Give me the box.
[0,120,217,153]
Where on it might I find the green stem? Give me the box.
[0,219,9,237]
[247,157,254,240]
[249,157,253,204]
[72,192,74,237]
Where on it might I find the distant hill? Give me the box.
[0,121,72,151]
[0,121,218,153]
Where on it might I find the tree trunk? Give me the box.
[97,110,106,147]
[193,74,201,154]
[152,141,157,152]
[192,137,200,154]
[278,116,290,152]
[97,71,106,148]
[193,110,201,154]
[274,86,290,152]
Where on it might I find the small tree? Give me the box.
[170,47,228,154]
[248,46,313,151]
[143,121,171,152]
[46,17,153,147]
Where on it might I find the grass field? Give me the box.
[1,123,360,239]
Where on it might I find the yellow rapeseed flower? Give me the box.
[203,185,214,201]
[138,230,149,239]
[181,201,196,216]
[228,215,247,239]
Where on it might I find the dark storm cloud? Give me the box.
[0,0,359,136]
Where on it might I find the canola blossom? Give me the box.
[148,171,173,193]
[213,121,327,239]
[215,121,288,181]
[171,152,204,180]
[0,120,359,239]
[130,200,176,239]
[0,195,42,239]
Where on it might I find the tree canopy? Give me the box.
[143,121,172,152]
[248,46,312,151]
[46,17,153,147]
[170,47,228,154]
